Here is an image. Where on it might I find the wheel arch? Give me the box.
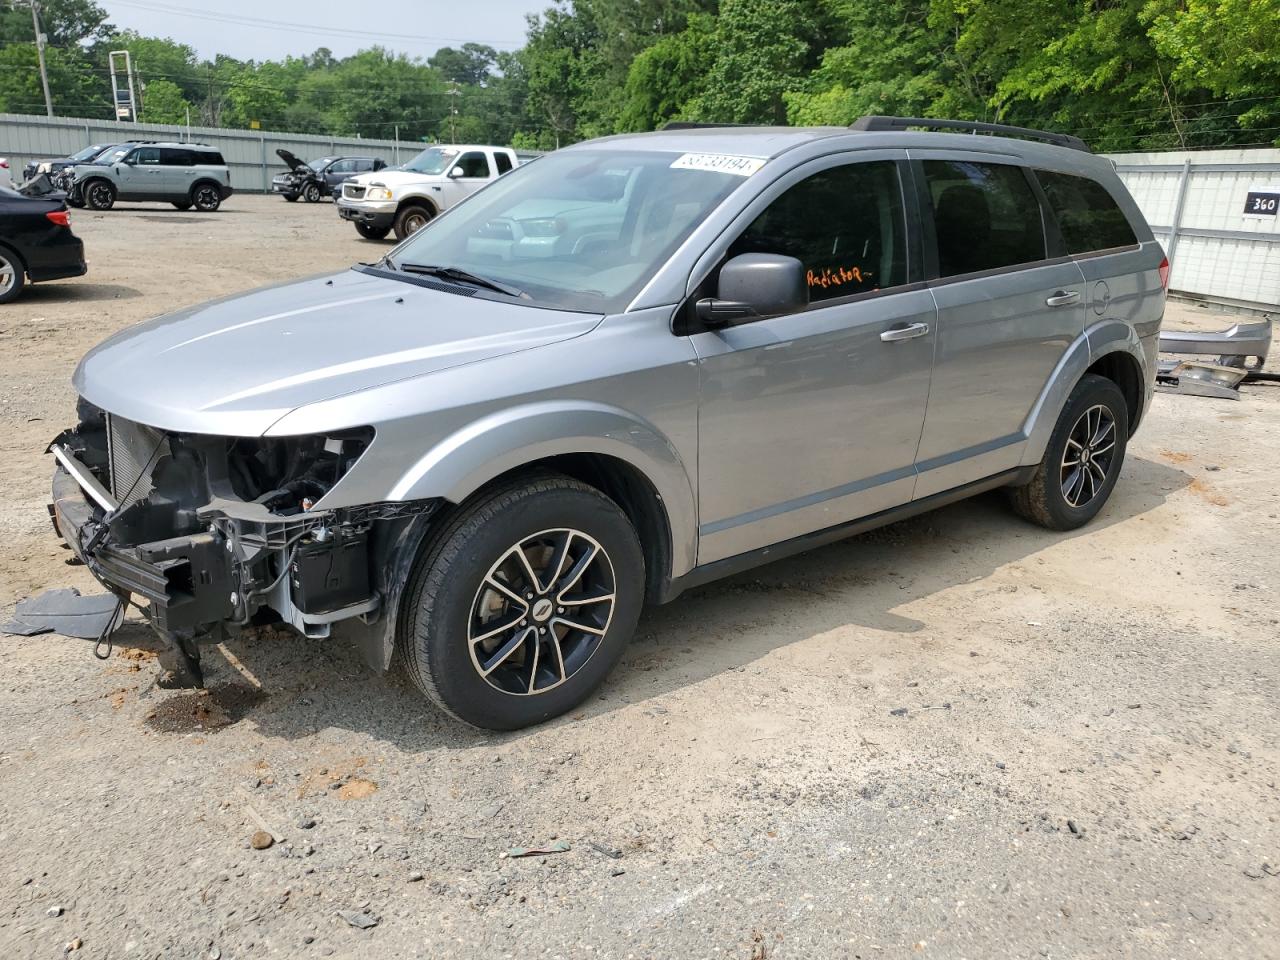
[396,194,438,217]
[380,402,696,586]
[1020,321,1149,467]
[0,239,29,273]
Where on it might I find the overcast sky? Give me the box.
[99,0,545,61]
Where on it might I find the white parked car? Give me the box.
[337,144,518,241]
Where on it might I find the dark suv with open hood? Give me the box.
[271,151,386,203]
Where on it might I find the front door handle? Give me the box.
[880,322,930,343]
[1046,290,1080,307]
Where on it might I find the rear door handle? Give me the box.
[1046,290,1080,307]
[880,322,930,343]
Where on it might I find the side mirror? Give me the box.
[696,253,808,327]
[449,165,465,178]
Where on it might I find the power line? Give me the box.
[103,0,524,50]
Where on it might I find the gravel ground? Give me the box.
[1,195,1277,960]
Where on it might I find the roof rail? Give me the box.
[851,116,1090,153]
[660,121,754,131]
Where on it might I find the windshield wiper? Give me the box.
[398,263,525,299]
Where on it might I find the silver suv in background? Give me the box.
[65,142,233,212]
[49,117,1166,729]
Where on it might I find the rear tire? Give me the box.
[191,183,222,212]
[355,222,391,241]
[400,474,644,730]
[0,246,26,304]
[393,203,433,241]
[83,179,115,211]
[1008,374,1129,531]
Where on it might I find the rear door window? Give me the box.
[1036,170,1138,254]
[923,160,1046,278]
[158,148,192,166]
[727,160,909,305]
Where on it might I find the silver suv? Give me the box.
[66,142,232,212]
[49,117,1166,729]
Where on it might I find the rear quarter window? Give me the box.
[1036,170,1138,254]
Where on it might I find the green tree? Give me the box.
[428,43,498,85]
[138,77,190,123]
[617,12,716,130]
[0,41,102,115]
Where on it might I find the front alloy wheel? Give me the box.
[468,529,616,696]
[400,474,644,729]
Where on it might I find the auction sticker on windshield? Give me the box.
[670,153,767,177]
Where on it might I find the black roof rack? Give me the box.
[851,116,1090,153]
[660,121,754,130]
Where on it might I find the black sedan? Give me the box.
[0,187,87,304]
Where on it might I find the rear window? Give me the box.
[495,152,513,175]
[923,160,1046,278]
[1036,170,1138,254]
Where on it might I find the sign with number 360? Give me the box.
[1243,185,1280,218]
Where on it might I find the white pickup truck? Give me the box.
[336,144,519,241]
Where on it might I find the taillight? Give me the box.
[1158,255,1170,291]
[46,210,70,227]
[0,159,9,169]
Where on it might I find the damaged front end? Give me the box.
[48,400,436,684]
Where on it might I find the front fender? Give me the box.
[388,401,698,579]
[1019,321,1148,467]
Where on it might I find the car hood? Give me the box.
[276,148,307,172]
[74,268,602,437]
[352,169,446,189]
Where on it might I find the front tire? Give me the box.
[393,203,433,241]
[283,194,298,202]
[83,179,115,211]
[302,182,322,203]
[0,247,26,304]
[400,475,644,730]
[1008,374,1129,531]
[355,221,391,241]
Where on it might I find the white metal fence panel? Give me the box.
[0,112,414,194]
[1107,148,1280,309]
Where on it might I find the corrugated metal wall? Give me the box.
[1108,148,1280,310]
[0,113,415,193]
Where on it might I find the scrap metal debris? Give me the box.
[502,841,571,858]
[1157,316,1276,398]
[2,588,122,639]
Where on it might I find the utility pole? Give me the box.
[447,81,461,144]
[30,1,54,116]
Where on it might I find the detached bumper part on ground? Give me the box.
[1156,317,1275,398]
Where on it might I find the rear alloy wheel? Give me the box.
[192,184,222,212]
[355,221,391,241]
[84,179,115,211]
[393,204,433,241]
[400,474,644,730]
[1008,374,1129,531]
[302,182,322,203]
[0,249,25,304]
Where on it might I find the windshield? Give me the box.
[390,149,752,312]
[96,145,134,164]
[402,146,462,175]
[71,144,108,162]
[308,157,337,171]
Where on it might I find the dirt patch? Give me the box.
[1187,477,1230,506]
[144,683,268,733]
[337,778,379,800]
[1159,448,1194,463]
